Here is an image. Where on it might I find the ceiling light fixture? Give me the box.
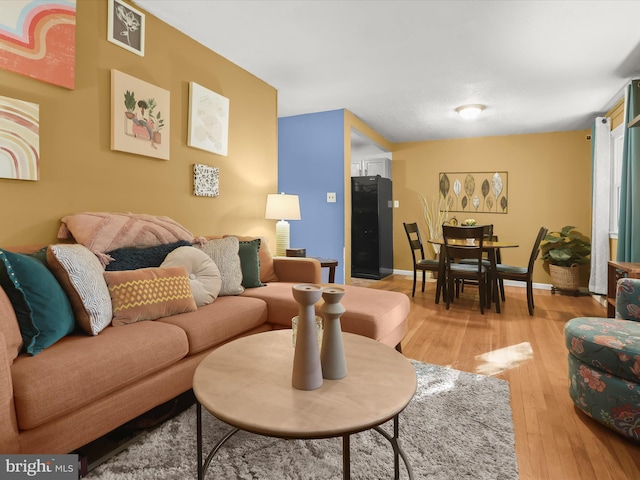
[455,104,486,120]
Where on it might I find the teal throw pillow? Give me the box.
[0,248,75,355]
[238,239,264,288]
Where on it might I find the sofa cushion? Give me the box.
[156,296,268,355]
[238,239,264,288]
[565,317,640,384]
[224,235,278,283]
[160,246,222,306]
[0,249,75,356]
[241,283,410,345]
[199,237,244,296]
[104,266,197,326]
[104,240,193,271]
[47,244,113,336]
[10,321,189,430]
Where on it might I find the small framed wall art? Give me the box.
[111,69,170,160]
[193,164,219,197]
[188,82,229,156]
[107,0,145,57]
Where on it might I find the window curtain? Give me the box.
[589,117,610,294]
[617,80,640,262]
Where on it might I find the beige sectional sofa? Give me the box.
[0,243,409,455]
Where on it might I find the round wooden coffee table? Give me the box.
[193,330,416,480]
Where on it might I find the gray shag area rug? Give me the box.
[87,361,518,479]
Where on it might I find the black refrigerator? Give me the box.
[351,175,393,279]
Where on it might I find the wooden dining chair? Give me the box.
[495,226,548,316]
[403,222,443,301]
[442,225,488,314]
[492,235,506,302]
[460,224,494,295]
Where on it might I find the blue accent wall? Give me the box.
[278,110,345,283]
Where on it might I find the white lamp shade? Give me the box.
[265,193,301,221]
[265,193,301,256]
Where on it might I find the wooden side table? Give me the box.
[312,257,339,283]
[607,261,640,317]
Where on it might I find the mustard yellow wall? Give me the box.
[0,1,278,246]
[391,131,592,284]
[608,99,625,130]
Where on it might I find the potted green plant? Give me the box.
[540,226,591,291]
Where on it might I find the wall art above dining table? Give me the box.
[439,171,508,214]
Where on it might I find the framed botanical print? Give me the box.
[111,69,169,160]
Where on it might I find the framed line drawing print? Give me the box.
[188,82,229,156]
[107,0,145,56]
[111,69,169,160]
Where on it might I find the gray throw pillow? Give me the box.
[199,237,244,296]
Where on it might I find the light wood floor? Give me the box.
[355,274,640,480]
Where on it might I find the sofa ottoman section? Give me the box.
[11,321,189,431]
[241,283,410,348]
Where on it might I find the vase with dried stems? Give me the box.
[419,194,450,256]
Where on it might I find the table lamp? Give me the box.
[265,193,301,256]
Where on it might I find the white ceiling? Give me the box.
[134,0,640,143]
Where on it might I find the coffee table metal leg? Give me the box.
[343,434,351,480]
[197,409,410,480]
[197,402,202,480]
[373,414,414,480]
[197,404,240,480]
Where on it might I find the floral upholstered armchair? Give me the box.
[564,277,640,441]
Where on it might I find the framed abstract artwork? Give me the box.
[111,69,170,160]
[0,95,39,181]
[193,164,219,197]
[0,0,76,89]
[439,171,508,214]
[107,0,145,57]
[188,82,229,156]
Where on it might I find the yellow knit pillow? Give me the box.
[104,266,197,326]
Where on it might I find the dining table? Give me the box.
[428,237,519,313]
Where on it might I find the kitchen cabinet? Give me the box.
[351,157,391,179]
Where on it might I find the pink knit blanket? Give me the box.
[58,212,196,265]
